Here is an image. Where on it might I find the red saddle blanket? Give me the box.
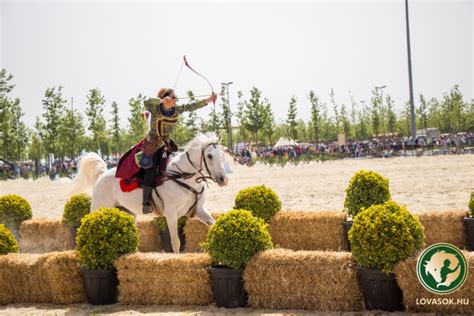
[115,139,168,192]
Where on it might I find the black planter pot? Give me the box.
[342,219,353,251]
[357,267,404,312]
[464,217,474,251]
[81,268,119,305]
[160,226,185,253]
[209,266,247,308]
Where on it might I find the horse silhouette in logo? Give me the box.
[424,250,461,288]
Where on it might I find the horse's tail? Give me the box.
[70,153,108,195]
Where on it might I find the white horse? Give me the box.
[70,133,229,253]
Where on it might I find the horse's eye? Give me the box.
[207,154,213,159]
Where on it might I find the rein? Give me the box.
[155,142,219,217]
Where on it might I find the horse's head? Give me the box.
[202,142,229,186]
[185,133,230,187]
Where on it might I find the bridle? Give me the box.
[152,142,221,218]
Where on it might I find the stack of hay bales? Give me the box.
[19,220,74,253]
[135,217,163,252]
[269,211,346,251]
[395,252,474,313]
[417,210,467,248]
[0,251,85,304]
[116,252,213,305]
[244,249,363,311]
[184,212,221,252]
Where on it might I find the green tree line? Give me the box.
[0,68,473,162]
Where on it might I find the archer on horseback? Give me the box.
[115,88,217,213]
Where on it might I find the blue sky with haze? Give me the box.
[1,0,472,127]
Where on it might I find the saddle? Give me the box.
[115,140,169,192]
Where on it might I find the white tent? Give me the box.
[273,137,297,148]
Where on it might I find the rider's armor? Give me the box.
[140,97,208,213]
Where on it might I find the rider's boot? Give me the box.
[142,186,153,214]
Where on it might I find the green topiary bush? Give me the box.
[234,185,282,222]
[202,209,273,269]
[0,224,19,255]
[76,207,139,270]
[155,216,187,230]
[62,193,91,228]
[349,200,425,273]
[0,194,32,225]
[344,170,391,217]
[468,192,474,218]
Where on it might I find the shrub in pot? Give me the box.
[343,170,391,250]
[202,209,273,308]
[0,224,19,255]
[349,200,425,311]
[234,185,282,222]
[62,193,91,244]
[0,194,32,238]
[76,207,138,305]
[155,216,187,252]
[464,192,474,251]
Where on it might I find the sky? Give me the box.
[1,0,472,127]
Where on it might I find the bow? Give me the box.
[173,55,216,109]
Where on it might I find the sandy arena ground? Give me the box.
[1,155,471,315]
[0,155,473,219]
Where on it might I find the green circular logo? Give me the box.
[416,243,468,295]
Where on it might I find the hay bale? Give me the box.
[417,210,467,248]
[269,211,346,251]
[0,251,85,304]
[115,252,213,305]
[395,251,474,312]
[184,212,221,252]
[244,249,363,311]
[136,217,163,252]
[42,251,86,304]
[19,219,74,253]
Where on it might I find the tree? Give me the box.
[86,88,109,156]
[262,99,275,145]
[308,90,321,143]
[41,86,67,158]
[330,89,340,134]
[110,101,123,156]
[220,85,233,150]
[385,95,397,134]
[417,94,429,132]
[286,96,298,140]
[10,98,29,161]
[127,94,147,144]
[348,92,359,139]
[357,101,370,140]
[235,90,248,147]
[0,69,29,161]
[442,85,467,133]
[340,104,351,139]
[370,88,381,136]
[60,106,85,159]
[243,87,266,145]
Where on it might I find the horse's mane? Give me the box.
[184,133,219,151]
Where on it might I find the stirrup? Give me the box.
[142,203,152,214]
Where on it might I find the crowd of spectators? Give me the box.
[234,132,474,164]
[2,133,473,178]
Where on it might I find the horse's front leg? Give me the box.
[165,214,180,253]
[195,202,216,226]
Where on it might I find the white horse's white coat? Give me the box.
[70,134,229,253]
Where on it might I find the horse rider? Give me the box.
[136,88,217,213]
